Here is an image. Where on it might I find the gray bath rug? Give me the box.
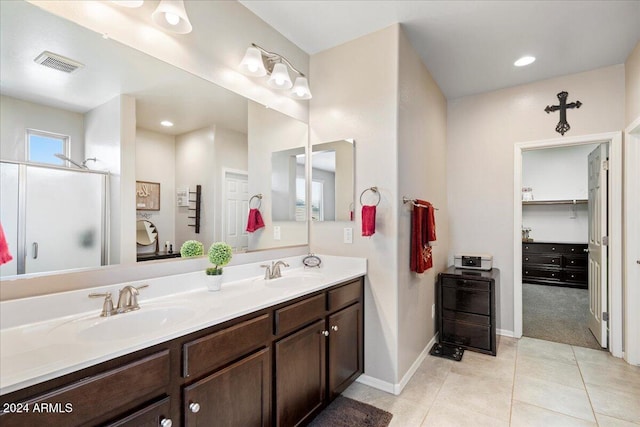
[308,396,393,427]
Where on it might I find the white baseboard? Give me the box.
[356,333,438,396]
[497,328,516,338]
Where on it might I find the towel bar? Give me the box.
[402,196,439,210]
[249,193,263,209]
[359,187,381,206]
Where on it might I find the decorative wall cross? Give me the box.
[544,91,582,136]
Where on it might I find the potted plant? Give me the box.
[205,242,232,291]
[180,240,204,258]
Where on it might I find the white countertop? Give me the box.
[0,255,366,396]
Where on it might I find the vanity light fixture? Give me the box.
[514,55,536,67]
[151,0,193,34]
[160,120,174,127]
[239,43,312,100]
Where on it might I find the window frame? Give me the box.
[25,128,70,166]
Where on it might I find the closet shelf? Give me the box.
[522,199,587,206]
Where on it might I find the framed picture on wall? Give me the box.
[136,181,160,211]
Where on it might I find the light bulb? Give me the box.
[165,12,180,26]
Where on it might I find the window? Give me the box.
[26,129,69,166]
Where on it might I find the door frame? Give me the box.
[513,131,623,357]
[624,117,640,365]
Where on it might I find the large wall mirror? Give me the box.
[311,140,355,222]
[0,1,308,279]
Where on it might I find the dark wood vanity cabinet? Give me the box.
[522,242,588,288]
[274,279,364,427]
[0,277,364,427]
[438,267,499,356]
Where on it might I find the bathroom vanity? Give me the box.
[0,256,365,427]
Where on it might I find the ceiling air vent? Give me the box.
[34,51,84,73]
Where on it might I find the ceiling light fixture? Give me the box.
[239,43,312,100]
[151,0,192,34]
[160,120,174,127]
[514,56,536,67]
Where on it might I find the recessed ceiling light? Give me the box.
[160,120,174,127]
[514,56,536,67]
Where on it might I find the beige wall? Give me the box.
[248,101,308,250]
[135,128,176,253]
[447,65,625,334]
[626,42,640,126]
[0,95,85,163]
[396,28,449,379]
[310,25,400,384]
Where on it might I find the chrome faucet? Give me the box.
[117,284,148,313]
[89,284,148,317]
[260,260,290,280]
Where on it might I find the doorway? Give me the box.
[513,132,623,357]
[222,170,249,253]
[520,143,603,349]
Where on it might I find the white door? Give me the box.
[587,144,608,347]
[224,172,249,252]
[25,166,105,273]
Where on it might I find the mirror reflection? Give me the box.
[271,147,306,222]
[136,220,158,248]
[311,140,355,222]
[0,1,308,278]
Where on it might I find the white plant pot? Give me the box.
[205,274,223,292]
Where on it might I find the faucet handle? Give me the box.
[88,292,115,317]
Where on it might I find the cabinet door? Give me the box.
[328,303,363,399]
[184,348,270,427]
[275,319,326,427]
[106,397,172,427]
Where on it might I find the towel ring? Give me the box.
[249,194,263,209]
[359,187,381,206]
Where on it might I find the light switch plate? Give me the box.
[274,226,281,240]
[344,227,353,244]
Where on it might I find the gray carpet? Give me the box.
[308,396,393,427]
[523,283,603,350]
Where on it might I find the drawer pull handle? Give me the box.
[551,260,555,263]
[525,257,529,261]
[525,246,529,250]
[331,325,339,332]
[160,418,173,427]
[571,248,575,252]
[525,271,528,274]
[551,273,555,277]
[189,402,201,413]
[321,330,329,337]
[552,247,556,250]
[571,261,574,264]
[571,275,575,278]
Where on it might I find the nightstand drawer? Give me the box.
[442,287,490,316]
[523,267,562,281]
[564,255,587,268]
[442,319,491,351]
[441,277,490,291]
[565,269,587,283]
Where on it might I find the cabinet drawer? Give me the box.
[183,314,270,379]
[441,277,490,291]
[564,255,587,268]
[106,397,171,427]
[565,269,587,283]
[523,253,562,266]
[441,319,491,351]
[442,309,490,326]
[564,244,588,254]
[328,280,362,312]
[442,287,490,315]
[0,350,170,427]
[523,267,562,281]
[275,293,325,336]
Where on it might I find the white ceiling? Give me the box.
[239,1,640,99]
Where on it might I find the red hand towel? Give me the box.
[362,205,376,237]
[246,208,265,232]
[0,222,13,266]
[410,200,436,273]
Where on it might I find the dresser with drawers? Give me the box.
[522,241,588,289]
[437,267,499,356]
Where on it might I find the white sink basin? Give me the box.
[52,305,197,342]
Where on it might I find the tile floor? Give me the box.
[342,337,640,426]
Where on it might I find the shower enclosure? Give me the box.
[0,161,108,277]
